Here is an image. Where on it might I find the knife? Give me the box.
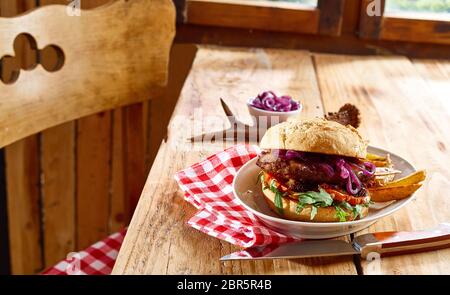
[220,223,450,261]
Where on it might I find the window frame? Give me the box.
[184,0,346,36]
[359,0,450,45]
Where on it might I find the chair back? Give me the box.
[0,0,175,148]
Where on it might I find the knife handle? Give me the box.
[353,223,450,259]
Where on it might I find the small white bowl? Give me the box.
[247,99,302,127]
[232,146,417,239]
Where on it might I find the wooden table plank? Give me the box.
[168,47,325,141]
[113,46,358,275]
[412,60,450,116]
[314,54,450,274]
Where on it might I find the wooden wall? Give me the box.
[0,0,197,274]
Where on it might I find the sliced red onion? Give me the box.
[266,91,277,99]
[349,161,376,177]
[336,158,363,195]
[363,161,376,176]
[340,166,349,179]
[345,163,362,195]
[336,159,349,179]
[273,102,283,111]
[278,96,292,106]
[251,98,263,109]
[250,91,300,112]
[346,177,357,195]
[263,97,276,109]
[290,100,300,111]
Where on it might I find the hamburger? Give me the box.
[257,119,375,222]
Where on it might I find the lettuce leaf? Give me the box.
[295,188,333,220]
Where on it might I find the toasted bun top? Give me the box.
[260,118,368,158]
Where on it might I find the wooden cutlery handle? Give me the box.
[354,223,450,259]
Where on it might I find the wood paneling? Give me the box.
[0,150,9,274]
[41,122,76,267]
[0,1,35,17]
[36,0,162,232]
[76,113,112,249]
[5,136,42,274]
[123,104,146,219]
[110,109,126,232]
[186,0,320,34]
[38,0,77,269]
[1,0,175,273]
[1,0,42,275]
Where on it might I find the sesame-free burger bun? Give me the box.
[259,119,368,159]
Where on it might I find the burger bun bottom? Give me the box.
[262,181,369,222]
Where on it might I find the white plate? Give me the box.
[232,146,417,239]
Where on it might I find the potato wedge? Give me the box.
[369,183,422,202]
[384,170,426,188]
[374,174,396,186]
[366,153,387,161]
[367,153,391,168]
[375,168,402,176]
[372,160,389,167]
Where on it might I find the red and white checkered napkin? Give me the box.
[174,144,298,248]
[42,229,126,275]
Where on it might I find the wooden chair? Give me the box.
[0,0,175,146]
[0,0,175,273]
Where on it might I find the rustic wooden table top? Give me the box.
[112,46,450,275]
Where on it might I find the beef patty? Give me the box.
[256,150,374,194]
[256,151,342,191]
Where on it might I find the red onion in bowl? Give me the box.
[263,97,276,109]
[250,91,301,112]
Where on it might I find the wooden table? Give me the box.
[112,46,450,275]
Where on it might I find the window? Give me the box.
[359,0,450,45]
[386,0,450,19]
[251,0,318,7]
[185,0,345,36]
